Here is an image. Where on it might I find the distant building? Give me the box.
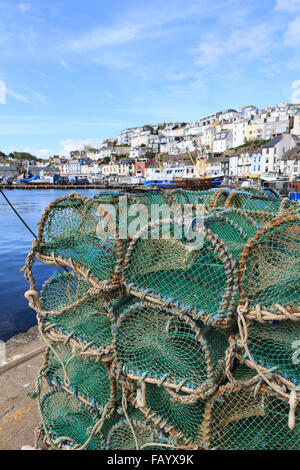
[280,147,300,179]
[232,120,248,148]
[129,148,143,159]
[213,130,233,154]
[228,155,238,178]
[250,152,262,177]
[261,134,296,178]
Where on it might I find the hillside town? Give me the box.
[1,102,300,185]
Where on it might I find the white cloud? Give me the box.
[66,1,221,52]
[92,53,131,69]
[18,2,31,13]
[193,23,277,69]
[5,88,48,104]
[275,0,300,12]
[58,138,104,156]
[284,17,300,46]
[32,91,48,104]
[68,24,141,51]
[6,88,30,103]
[194,39,224,68]
[32,148,51,159]
[60,59,68,68]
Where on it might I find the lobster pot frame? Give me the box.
[123,213,253,327]
[112,299,229,401]
[45,342,116,413]
[104,409,178,450]
[164,188,218,208]
[224,191,298,226]
[39,388,106,450]
[133,383,206,448]
[203,384,300,450]
[130,190,171,206]
[225,355,259,387]
[38,272,115,362]
[35,193,124,288]
[208,189,230,209]
[236,319,300,390]
[238,215,300,322]
[210,207,258,239]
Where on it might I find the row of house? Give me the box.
[5,102,299,183]
[49,132,299,182]
[114,103,300,158]
[211,133,300,180]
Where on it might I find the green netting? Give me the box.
[123,214,252,326]
[225,191,299,224]
[238,320,300,386]
[131,190,170,206]
[39,388,105,450]
[24,187,300,451]
[226,191,284,212]
[105,409,177,450]
[45,343,114,411]
[113,299,228,396]
[164,188,218,207]
[140,383,206,446]
[239,187,270,197]
[208,188,231,209]
[229,359,258,384]
[206,385,300,450]
[36,193,123,285]
[40,272,113,354]
[239,216,300,315]
[211,208,259,238]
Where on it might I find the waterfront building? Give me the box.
[261,133,297,178]
[250,152,262,177]
[228,155,239,178]
[280,147,300,179]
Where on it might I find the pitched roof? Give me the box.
[281,147,300,161]
[262,136,282,148]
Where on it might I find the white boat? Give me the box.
[144,165,224,189]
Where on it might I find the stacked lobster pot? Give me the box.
[23,187,300,450]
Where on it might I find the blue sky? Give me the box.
[0,0,300,157]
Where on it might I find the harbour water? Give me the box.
[0,189,102,341]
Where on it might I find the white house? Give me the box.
[130,132,151,148]
[237,151,251,178]
[129,148,143,159]
[261,133,296,178]
[213,130,233,154]
[228,155,238,177]
[232,120,248,148]
[201,127,215,150]
[250,152,262,176]
[280,147,300,180]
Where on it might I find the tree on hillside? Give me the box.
[8,151,42,161]
[145,151,155,159]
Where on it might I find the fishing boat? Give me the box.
[144,167,224,189]
[19,171,54,184]
[144,146,224,189]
